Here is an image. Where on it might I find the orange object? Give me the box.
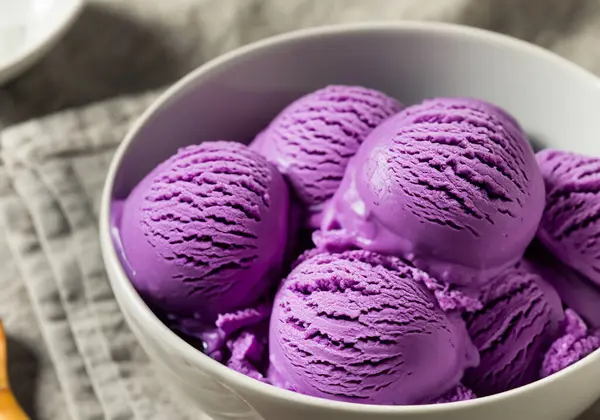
[0,321,29,420]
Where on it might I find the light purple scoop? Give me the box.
[432,384,476,404]
[316,97,545,287]
[116,141,290,322]
[541,310,600,378]
[252,85,402,228]
[526,241,600,329]
[463,261,564,396]
[268,250,479,405]
[536,149,600,288]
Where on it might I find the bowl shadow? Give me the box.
[6,335,39,420]
[527,133,546,153]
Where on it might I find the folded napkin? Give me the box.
[1,0,600,419]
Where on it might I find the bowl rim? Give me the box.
[0,0,84,85]
[99,20,600,414]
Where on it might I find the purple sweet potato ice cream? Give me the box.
[432,384,476,404]
[252,85,402,228]
[111,86,600,406]
[316,98,544,287]
[526,242,600,329]
[117,141,290,323]
[541,310,600,378]
[463,261,564,396]
[268,250,479,405]
[536,150,600,287]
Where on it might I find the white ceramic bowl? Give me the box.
[0,0,83,85]
[100,22,600,420]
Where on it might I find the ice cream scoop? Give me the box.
[252,85,402,228]
[432,384,476,404]
[170,300,271,379]
[217,303,271,382]
[541,310,600,378]
[316,97,544,287]
[536,149,600,287]
[268,250,479,405]
[463,261,564,396]
[526,241,600,329]
[116,141,290,323]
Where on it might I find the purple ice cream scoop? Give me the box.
[268,250,479,405]
[541,309,600,378]
[463,261,564,396]
[117,141,290,323]
[219,303,271,381]
[316,97,544,287]
[536,149,600,287]
[526,242,600,329]
[432,384,476,404]
[252,85,402,228]
[175,301,272,380]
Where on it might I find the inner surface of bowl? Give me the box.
[112,24,600,200]
[104,23,600,420]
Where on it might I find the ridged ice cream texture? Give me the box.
[433,384,476,404]
[317,97,545,287]
[171,301,272,381]
[268,250,479,405]
[464,261,564,396]
[536,149,600,287]
[541,310,600,378]
[253,85,403,227]
[118,141,290,321]
[526,241,600,329]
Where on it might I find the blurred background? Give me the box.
[2,0,600,125]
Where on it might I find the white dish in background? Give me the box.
[100,22,600,420]
[0,0,83,85]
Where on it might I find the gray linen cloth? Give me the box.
[1,0,600,419]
